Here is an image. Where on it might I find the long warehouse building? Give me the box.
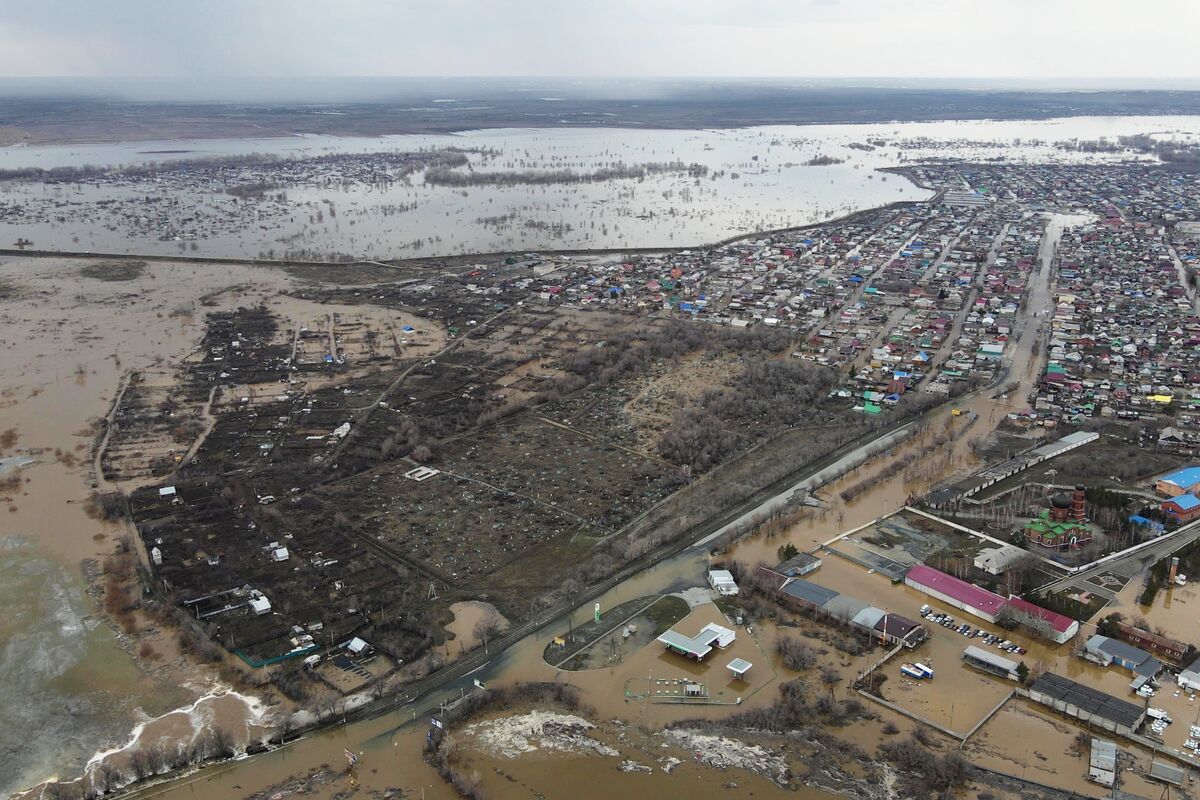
[904,564,1007,623]
[1028,673,1146,737]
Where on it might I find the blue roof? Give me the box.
[1168,494,1200,511]
[1160,467,1200,489]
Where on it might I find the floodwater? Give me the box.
[442,601,508,661]
[1,116,1197,259]
[0,257,300,796]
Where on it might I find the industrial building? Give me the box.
[963,645,1021,680]
[774,552,822,577]
[1161,493,1200,524]
[927,431,1099,507]
[904,564,1007,623]
[1155,466,1200,498]
[1176,655,1200,691]
[1114,622,1189,665]
[707,569,740,596]
[973,544,1027,575]
[1084,635,1163,688]
[775,577,927,647]
[1089,739,1118,787]
[905,566,1077,643]
[1005,596,1080,644]
[1028,673,1146,737]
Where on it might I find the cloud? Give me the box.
[0,0,1195,80]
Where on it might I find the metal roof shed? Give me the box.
[1150,761,1185,786]
[852,606,886,630]
[1028,673,1145,735]
[781,579,839,609]
[823,594,870,622]
[727,658,753,680]
[963,645,1019,680]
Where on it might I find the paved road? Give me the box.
[1038,518,1200,600]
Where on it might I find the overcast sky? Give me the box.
[0,0,1196,81]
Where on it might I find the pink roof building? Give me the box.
[1005,596,1079,644]
[904,565,1007,622]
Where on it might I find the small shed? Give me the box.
[249,596,272,615]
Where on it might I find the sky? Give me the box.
[0,0,1197,82]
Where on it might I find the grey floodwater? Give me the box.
[1,116,1197,259]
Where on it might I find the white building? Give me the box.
[973,545,1027,575]
[249,595,272,615]
[708,569,739,596]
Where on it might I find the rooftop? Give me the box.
[905,565,1007,616]
[1159,466,1200,488]
[1166,494,1200,511]
[964,644,1019,672]
[1030,673,1145,729]
[781,578,839,608]
[1006,596,1078,634]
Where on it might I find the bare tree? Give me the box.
[91,761,123,795]
[473,608,503,654]
[560,577,582,605]
[127,747,164,781]
[820,666,843,700]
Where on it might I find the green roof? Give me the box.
[1026,510,1089,541]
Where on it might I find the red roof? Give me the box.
[905,565,1006,615]
[1006,596,1076,634]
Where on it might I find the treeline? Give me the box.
[0,147,473,183]
[658,358,839,472]
[424,160,709,187]
[1119,134,1200,165]
[803,155,846,166]
[675,676,866,736]
[1056,135,1200,165]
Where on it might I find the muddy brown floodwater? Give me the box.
[0,256,308,795]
